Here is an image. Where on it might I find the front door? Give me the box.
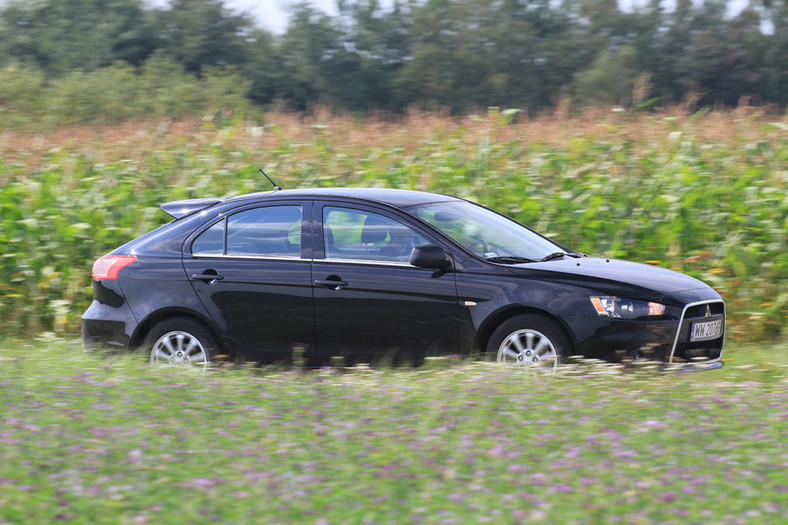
[312,203,459,365]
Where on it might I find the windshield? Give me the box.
[407,200,567,262]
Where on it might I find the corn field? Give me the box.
[1,108,786,339]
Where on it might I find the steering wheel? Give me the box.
[467,239,489,255]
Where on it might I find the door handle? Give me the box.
[191,273,224,283]
[314,278,348,290]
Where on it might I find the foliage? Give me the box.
[0,339,786,523]
[151,0,253,74]
[0,110,785,340]
[0,63,47,127]
[573,45,640,107]
[0,0,156,75]
[0,58,254,127]
[0,0,787,116]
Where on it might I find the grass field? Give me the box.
[1,340,786,524]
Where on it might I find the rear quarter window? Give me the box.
[192,220,225,255]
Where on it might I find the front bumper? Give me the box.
[665,360,725,372]
[567,299,726,366]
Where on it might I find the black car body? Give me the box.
[82,188,725,369]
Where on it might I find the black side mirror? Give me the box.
[410,245,451,269]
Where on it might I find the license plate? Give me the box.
[690,319,723,342]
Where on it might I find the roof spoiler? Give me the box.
[160,198,223,219]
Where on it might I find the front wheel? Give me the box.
[486,314,571,369]
[145,317,219,370]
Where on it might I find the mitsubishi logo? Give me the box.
[705,305,712,318]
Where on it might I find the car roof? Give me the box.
[228,187,461,208]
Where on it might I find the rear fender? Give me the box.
[130,307,230,355]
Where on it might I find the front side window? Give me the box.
[192,205,303,257]
[323,207,429,263]
[407,200,564,261]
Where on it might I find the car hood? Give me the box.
[506,257,715,299]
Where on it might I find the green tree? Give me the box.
[275,2,348,107]
[334,0,414,109]
[757,0,788,106]
[395,0,585,112]
[153,0,253,74]
[0,0,156,76]
[487,0,581,109]
[243,29,284,105]
[573,44,640,106]
[394,0,502,111]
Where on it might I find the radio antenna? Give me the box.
[259,169,282,191]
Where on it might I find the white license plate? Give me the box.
[690,319,723,342]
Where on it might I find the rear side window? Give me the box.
[227,205,302,257]
[192,205,303,258]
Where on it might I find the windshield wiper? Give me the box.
[486,256,537,264]
[540,252,569,262]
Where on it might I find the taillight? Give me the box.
[92,255,137,280]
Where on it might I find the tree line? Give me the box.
[0,0,785,123]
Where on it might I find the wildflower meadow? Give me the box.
[0,339,786,523]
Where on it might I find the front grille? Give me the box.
[684,302,725,319]
[669,299,726,363]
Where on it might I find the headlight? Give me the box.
[590,296,666,319]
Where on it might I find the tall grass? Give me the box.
[0,108,786,338]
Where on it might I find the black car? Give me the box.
[82,188,725,370]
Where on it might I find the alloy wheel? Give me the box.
[496,328,558,369]
[150,330,209,370]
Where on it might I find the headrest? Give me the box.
[360,215,390,244]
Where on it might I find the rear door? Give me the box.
[183,201,315,363]
[312,202,459,364]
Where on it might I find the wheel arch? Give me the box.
[130,308,227,354]
[474,306,578,355]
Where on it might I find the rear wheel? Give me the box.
[145,317,219,370]
[486,314,571,370]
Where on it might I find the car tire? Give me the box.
[145,316,220,370]
[486,314,570,368]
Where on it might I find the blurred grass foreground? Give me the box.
[0,340,786,523]
[0,107,786,340]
